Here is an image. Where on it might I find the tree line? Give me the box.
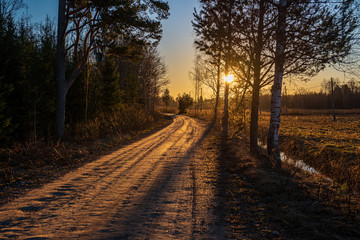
[261,79,360,110]
[192,0,358,165]
[0,0,169,146]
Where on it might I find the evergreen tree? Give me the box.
[17,15,39,138]
[177,93,193,114]
[0,10,21,143]
[162,88,171,111]
[99,57,123,113]
[0,76,14,143]
[36,17,57,137]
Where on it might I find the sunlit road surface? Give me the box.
[0,115,221,239]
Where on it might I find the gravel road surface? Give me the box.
[0,115,223,239]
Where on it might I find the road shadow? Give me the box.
[86,121,217,239]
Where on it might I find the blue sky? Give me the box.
[21,0,58,23]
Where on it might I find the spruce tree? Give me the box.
[99,57,123,113]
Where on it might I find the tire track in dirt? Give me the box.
[0,115,221,239]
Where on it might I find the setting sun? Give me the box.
[225,74,234,83]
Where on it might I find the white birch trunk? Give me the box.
[249,0,264,154]
[267,0,287,167]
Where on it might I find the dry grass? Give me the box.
[257,112,360,205]
[67,106,165,141]
[222,133,360,239]
[157,106,178,114]
[187,109,215,122]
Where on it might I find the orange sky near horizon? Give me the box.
[158,0,200,98]
[158,0,350,98]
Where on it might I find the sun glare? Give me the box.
[225,74,234,83]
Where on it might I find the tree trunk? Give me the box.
[213,55,221,122]
[85,65,89,123]
[250,79,260,153]
[222,81,229,138]
[249,0,264,154]
[222,2,234,138]
[267,0,287,167]
[55,0,66,139]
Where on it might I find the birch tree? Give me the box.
[189,55,204,117]
[267,0,358,166]
[267,0,287,167]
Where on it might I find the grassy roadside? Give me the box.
[0,113,173,206]
[258,113,360,194]
[194,123,360,239]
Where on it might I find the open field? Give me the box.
[258,112,360,194]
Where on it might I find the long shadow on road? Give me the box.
[84,121,224,240]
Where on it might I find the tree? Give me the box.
[0,1,59,144]
[267,0,287,167]
[0,0,25,143]
[194,0,358,156]
[0,77,13,143]
[0,0,24,19]
[193,0,225,122]
[98,57,123,112]
[177,93,193,114]
[189,54,204,116]
[161,88,172,111]
[139,46,168,113]
[193,0,277,150]
[37,17,57,136]
[267,0,358,166]
[55,0,170,138]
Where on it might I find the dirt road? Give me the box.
[0,115,223,239]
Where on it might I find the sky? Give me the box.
[20,0,347,97]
